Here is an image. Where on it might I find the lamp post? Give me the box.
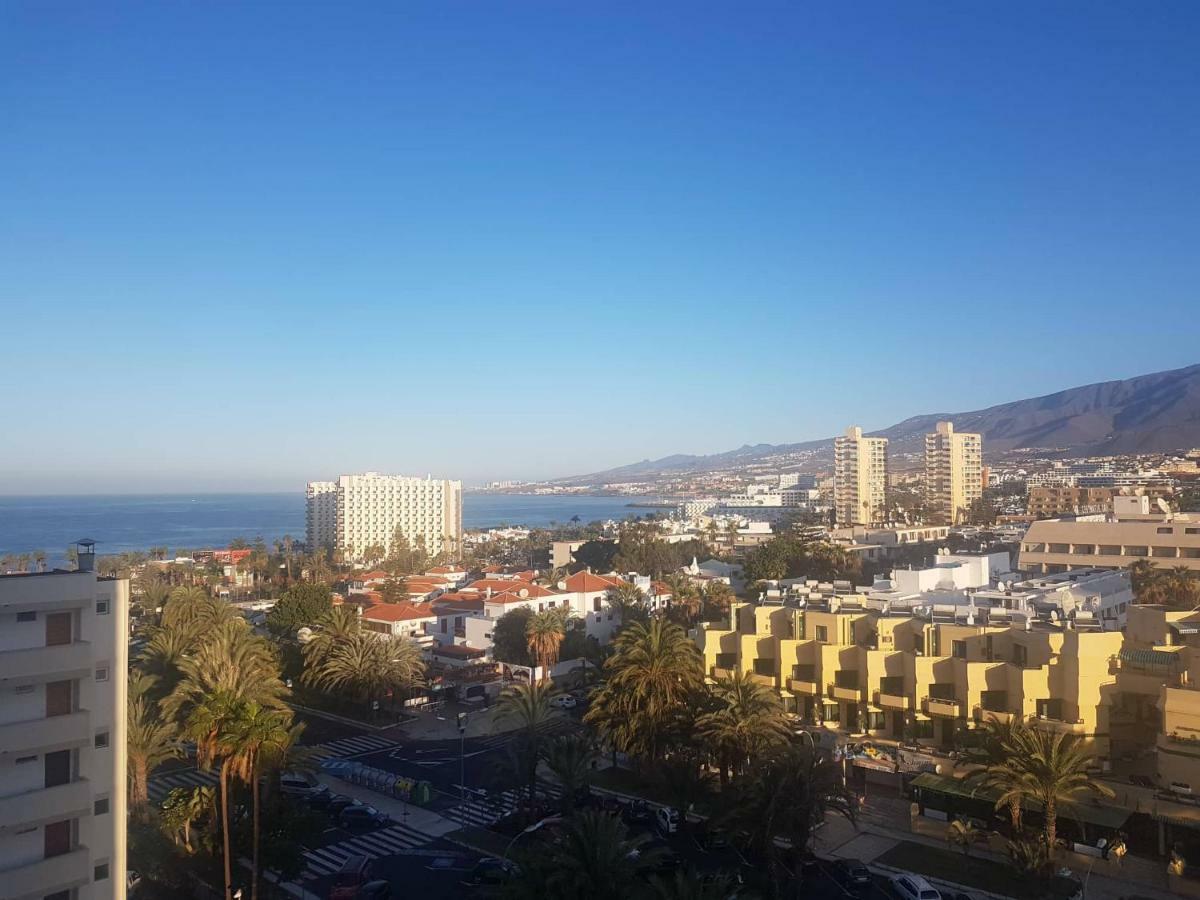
[503,815,563,860]
[458,711,468,824]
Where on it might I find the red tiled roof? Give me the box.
[427,566,460,575]
[651,581,673,596]
[362,601,437,623]
[432,597,485,612]
[354,570,389,582]
[563,571,628,593]
[513,570,536,582]
[432,644,487,659]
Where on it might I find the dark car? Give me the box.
[304,786,333,809]
[330,856,373,900]
[325,795,358,816]
[468,857,519,885]
[340,805,390,830]
[1130,774,1155,788]
[624,799,652,826]
[356,880,390,899]
[833,859,872,893]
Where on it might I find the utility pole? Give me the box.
[458,711,468,825]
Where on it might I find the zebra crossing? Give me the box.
[309,733,397,760]
[299,823,436,878]
[448,781,563,828]
[148,768,218,806]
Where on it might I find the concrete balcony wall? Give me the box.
[973,707,1015,725]
[876,692,912,710]
[748,672,777,688]
[0,778,92,833]
[6,846,90,900]
[0,641,93,684]
[829,684,862,703]
[788,678,819,695]
[0,710,91,760]
[925,697,963,718]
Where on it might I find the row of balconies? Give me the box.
[0,640,94,684]
[0,777,93,835]
[4,847,91,900]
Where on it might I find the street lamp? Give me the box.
[458,711,468,824]
[503,815,563,860]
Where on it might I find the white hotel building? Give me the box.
[306,473,463,561]
[0,543,127,900]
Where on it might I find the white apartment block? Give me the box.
[834,426,889,526]
[0,544,127,900]
[925,421,983,525]
[305,480,338,550]
[307,473,463,561]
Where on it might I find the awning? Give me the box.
[1119,647,1183,668]
[912,774,1132,830]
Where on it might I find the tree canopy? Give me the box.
[265,583,333,636]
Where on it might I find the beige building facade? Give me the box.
[1027,485,1115,519]
[0,548,128,900]
[1019,510,1200,574]
[834,426,889,527]
[924,421,983,525]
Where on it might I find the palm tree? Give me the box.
[139,626,198,694]
[526,608,570,678]
[303,631,424,712]
[507,809,656,900]
[607,582,649,629]
[161,785,214,853]
[718,741,856,893]
[961,714,1033,832]
[497,680,557,809]
[32,549,47,572]
[159,585,214,630]
[1128,559,1159,600]
[946,818,981,863]
[126,672,181,820]
[1143,566,1200,609]
[165,619,288,722]
[584,619,704,765]
[303,604,362,663]
[697,670,790,785]
[228,702,301,900]
[724,520,740,555]
[998,727,1114,853]
[543,733,597,814]
[703,581,735,618]
[182,691,243,900]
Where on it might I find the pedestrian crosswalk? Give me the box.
[310,733,397,760]
[148,768,218,806]
[448,781,563,828]
[299,823,436,878]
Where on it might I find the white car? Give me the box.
[891,874,941,900]
[279,772,321,797]
[549,695,577,709]
[655,806,681,834]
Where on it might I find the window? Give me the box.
[96,599,110,615]
[94,862,110,882]
[94,797,110,815]
[95,731,110,749]
[15,684,34,695]
[952,640,966,659]
[95,667,109,683]
[1157,527,1175,534]
[15,755,37,765]
[16,610,36,622]
[814,625,828,642]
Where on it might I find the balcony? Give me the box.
[4,846,90,899]
[973,707,1015,726]
[0,641,93,684]
[828,683,862,703]
[0,710,91,759]
[924,696,963,718]
[876,692,912,710]
[1035,716,1088,735]
[748,671,777,687]
[0,778,92,833]
[788,677,819,695]
[711,666,735,680]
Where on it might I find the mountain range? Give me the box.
[557,363,1200,484]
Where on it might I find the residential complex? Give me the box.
[305,472,463,561]
[834,426,888,526]
[1027,485,1116,519]
[924,421,983,525]
[1019,495,1200,574]
[0,544,127,900]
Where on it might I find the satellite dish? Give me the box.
[1158,498,1172,516]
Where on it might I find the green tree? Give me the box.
[127,673,181,820]
[543,733,597,814]
[377,576,409,604]
[1142,566,1200,609]
[961,714,1033,832]
[527,607,570,677]
[492,607,535,666]
[265,583,333,636]
[302,631,424,711]
[182,691,242,900]
[697,670,789,785]
[496,680,557,810]
[585,619,704,764]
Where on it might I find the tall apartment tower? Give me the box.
[925,421,983,525]
[834,426,889,526]
[305,480,337,550]
[306,473,463,561]
[0,542,127,900]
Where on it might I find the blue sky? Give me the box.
[2,2,1198,492]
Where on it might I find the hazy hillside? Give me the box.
[558,363,1200,484]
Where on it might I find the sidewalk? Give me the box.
[318,772,463,837]
[380,700,572,742]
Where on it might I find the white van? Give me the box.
[280,771,320,797]
[891,874,941,900]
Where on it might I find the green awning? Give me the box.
[911,773,995,801]
[912,774,1131,830]
[1119,647,1182,668]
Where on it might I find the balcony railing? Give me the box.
[0,777,92,831]
[0,641,93,683]
[973,707,1015,726]
[5,846,90,899]
[924,696,963,718]
[875,691,911,710]
[0,710,91,760]
[711,666,734,680]
[828,682,862,703]
[787,677,819,695]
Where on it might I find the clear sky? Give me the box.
[2,2,1198,493]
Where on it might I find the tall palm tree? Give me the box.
[497,680,557,808]
[961,714,1033,832]
[303,631,423,711]
[526,608,570,678]
[126,672,181,820]
[703,581,735,618]
[1143,566,1200,609]
[303,604,362,664]
[1128,559,1159,600]
[542,733,596,814]
[139,626,198,694]
[584,619,704,764]
[164,619,288,722]
[719,741,856,893]
[183,692,243,900]
[228,702,301,900]
[160,585,214,630]
[697,670,789,785]
[997,727,1114,852]
[607,582,649,629]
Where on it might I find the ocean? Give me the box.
[0,493,671,562]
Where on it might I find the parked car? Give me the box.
[891,874,942,900]
[304,786,333,808]
[356,880,390,899]
[326,795,359,816]
[330,856,373,900]
[624,799,652,826]
[340,805,390,830]
[655,806,681,835]
[1130,774,1155,788]
[549,695,577,709]
[468,857,519,885]
[832,859,872,893]
[280,772,320,797]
